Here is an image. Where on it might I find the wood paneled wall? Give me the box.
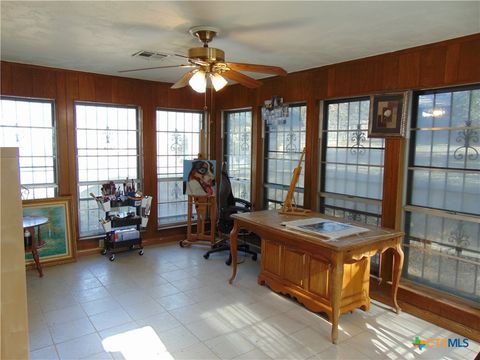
[1,62,206,248]
[214,32,480,337]
[1,33,479,336]
[215,33,480,226]
[1,34,479,246]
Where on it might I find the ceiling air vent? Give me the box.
[131,50,169,60]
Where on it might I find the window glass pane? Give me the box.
[0,97,57,199]
[405,85,480,302]
[321,98,383,221]
[75,103,140,237]
[224,110,252,201]
[156,110,203,226]
[264,104,306,208]
[321,98,383,276]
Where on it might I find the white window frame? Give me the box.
[75,102,141,238]
[156,109,204,227]
[0,96,58,199]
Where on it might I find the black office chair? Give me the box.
[203,163,258,265]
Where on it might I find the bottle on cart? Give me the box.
[24,229,32,248]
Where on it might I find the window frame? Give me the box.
[74,101,142,238]
[403,84,480,302]
[0,95,58,199]
[319,96,384,227]
[263,102,307,209]
[222,108,253,202]
[156,108,205,228]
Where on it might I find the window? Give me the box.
[264,104,306,209]
[157,110,203,226]
[320,98,385,275]
[223,110,252,201]
[0,97,57,199]
[404,85,480,302]
[75,103,140,237]
[320,98,384,226]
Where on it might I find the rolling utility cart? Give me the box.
[94,194,152,261]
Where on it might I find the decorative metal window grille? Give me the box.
[223,110,252,201]
[404,85,480,302]
[264,104,306,209]
[0,97,57,199]
[157,110,203,226]
[75,103,140,237]
[320,98,385,275]
[320,98,384,224]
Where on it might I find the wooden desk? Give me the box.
[228,210,404,344]
[23,216,48,277]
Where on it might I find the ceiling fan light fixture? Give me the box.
[209,73,227,91]
[189,70,207,93]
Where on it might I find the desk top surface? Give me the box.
[231,210,403,250]
[23,216,49,228]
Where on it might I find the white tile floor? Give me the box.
[27,243,479,360]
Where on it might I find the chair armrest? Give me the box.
[230,206,250,213]
[233,198,252,209]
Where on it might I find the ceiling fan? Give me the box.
[119,26,287,93]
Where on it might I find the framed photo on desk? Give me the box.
[23,196,76,267]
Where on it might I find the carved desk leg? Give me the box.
[391,241,404,314]
[330,255,344,344]
[228,220,239,284]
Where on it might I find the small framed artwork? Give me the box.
[23,196,76,266]
[182,159,216,196]
[368,91,409,138]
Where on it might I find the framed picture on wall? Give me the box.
[23,196,76,267]
[368,91,409,138]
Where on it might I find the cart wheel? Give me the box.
[101,249,107,255]
[252,254,257,261]
[139,249,144,256]
[203,253,209,259]
[109,254,115,261]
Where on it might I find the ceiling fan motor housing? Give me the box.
[188,47,225,62]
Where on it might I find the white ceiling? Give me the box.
[1,1,479,84]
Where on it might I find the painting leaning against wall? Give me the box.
[23,196,76,266]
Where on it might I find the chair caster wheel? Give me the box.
[226,258,232,266]
[139,249,144,255]
[109,255,115,261]
[252,254,257,261]
[179,241,185,248]
[101,249,107,255]
[203,254,209,259]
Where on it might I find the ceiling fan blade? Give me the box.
[226,62,287,76]
[118,64,194,73]
[222,69,262,89]
[170,70,196,89]
[174,53,210,67]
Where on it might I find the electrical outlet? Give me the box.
[99,239,104,248]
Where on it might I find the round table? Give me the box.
[23,216,49,277]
